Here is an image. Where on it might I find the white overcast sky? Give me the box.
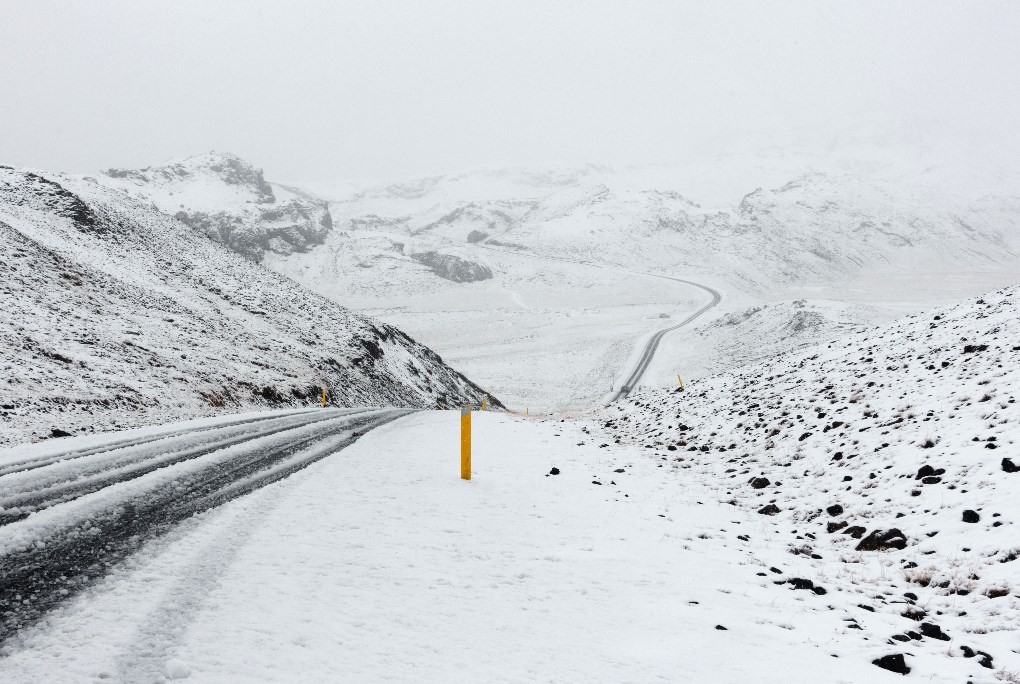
[1,1,1018,181]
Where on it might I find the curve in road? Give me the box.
[471,242,722,402]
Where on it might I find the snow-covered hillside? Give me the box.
[99,153,332,261]
[0,166,499,445]
[603,287,1020,676]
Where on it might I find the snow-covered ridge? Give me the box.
[604,286,1019,675]
[98,152,332,261]
[0,165,500,445]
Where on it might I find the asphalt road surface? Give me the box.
[0,407,411,642]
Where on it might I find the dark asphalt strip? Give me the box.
[0,410,366,525]
[0,409,411,644]
[0,408,339,478]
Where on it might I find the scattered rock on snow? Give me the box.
[843,525,867,539]
[855,528,907,551]
[758,504,781,516]
[919,622,950,641]
[962,509,980,523]
[872,653,910,675]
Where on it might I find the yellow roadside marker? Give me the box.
[677,374,685,391]
[321,388,328,407]
[461,406,472,480]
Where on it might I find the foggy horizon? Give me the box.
[3,1,1020,183]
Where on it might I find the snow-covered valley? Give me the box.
[1,150,1018,683]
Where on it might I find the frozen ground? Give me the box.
[0,411,910,683]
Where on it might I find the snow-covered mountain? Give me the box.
[604,286,1019,675]
[0,165,500,445]
[99,153,332,261]
[318,166,1019,293]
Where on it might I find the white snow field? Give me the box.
[0,411,892,683]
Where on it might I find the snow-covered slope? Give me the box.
[603,287,1019,675]
[99,153,332,261]
[0,166,499,445]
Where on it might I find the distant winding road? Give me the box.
[0,407,412,642]
[471,242,722,402]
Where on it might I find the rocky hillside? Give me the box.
[602,287,1019,677]
[99,153,331,261]
[0,165,500,445]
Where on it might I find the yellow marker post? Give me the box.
[321,388,328,407]
[460,405,472,480]
[677,374,685,391]
[482,398,487,411]
[526,407,529,416]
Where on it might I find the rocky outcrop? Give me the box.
[100,152,332,261]
[409,251,493,282]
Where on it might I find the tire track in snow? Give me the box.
[0,408,412,643]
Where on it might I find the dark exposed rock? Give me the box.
[549,467,560,475]
[758,504,781,516]
[856,528,907,551]
[826,504,843,516]
[919,622,950,641]
[962,344,988,353]
[750,477,770,489]
[872,654,910,675]
[1002,458,1019,473]
[49,428,73,438]
[409,251,494,282]
[962,509,980,523]
[827,521,847,533]
[843,525,867,539]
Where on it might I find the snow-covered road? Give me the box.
[0,407,411,642]
[1,412,891,682]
